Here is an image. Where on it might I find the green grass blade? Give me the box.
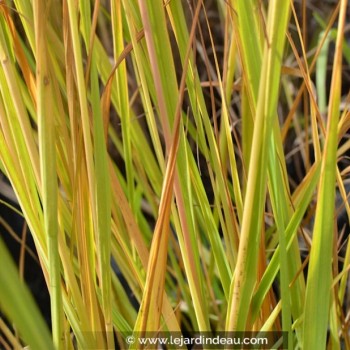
[79,2,114,346]
[33,1,63,348]
[251,161,321,322]
[302,1,348,348]
[226,0,291,331]
[0,238,54,350]
[111,0,135,213]
[316,31,331,115]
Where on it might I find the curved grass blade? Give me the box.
[0,238,54,350]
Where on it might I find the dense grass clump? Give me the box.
[0,0,349,349]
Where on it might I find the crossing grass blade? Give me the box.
[302,0,348,348]
[132,0,209,334]
[226,0,291,331]
[81,1,114,346]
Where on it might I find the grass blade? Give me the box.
[226,0,291,331]
[0,238,54,350]
[33,1,63,348]
[302,0,348,348]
